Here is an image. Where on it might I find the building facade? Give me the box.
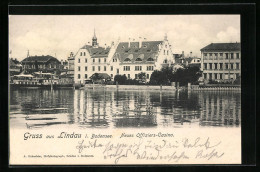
[74,31,175,84]
[200,43,241,82]
[21,55,61,74]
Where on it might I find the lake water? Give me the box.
[9,88,241,129]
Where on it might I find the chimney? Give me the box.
[139,37,142,48]
[190,51,192,57]
[182,51,184,58]
[70,52,73,57]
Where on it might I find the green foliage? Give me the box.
[172,66,202,86]
[149,67,174,85]
[90,73,102,81]
[114,74,127,84]
[137,72,146,83]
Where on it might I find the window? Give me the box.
[214,63,218,69]
[85,74,88,79]
[209,53,212,57]
[220,53,223,57]
[127,74,130,79]
[124,58,131,62]
[231,53,234,59]
[111,74,113,78]
[209,73,212,80]
[135,66,142,71]
[135,58,142,62]
[78,74,80,79]
[165,45,167,48]
[84,52,86,56]
[123,66,130,71]
[163,59,167,63]
[80,52,82,56]
[219,63,223,69]
[78,66,80,71]
[111,66,113,71]
[147,58,154,61]
[104,58,106,62]
[167,50,169,55]
[135,74,138,79]
[117,69,119,74]
[85,66,87,71]
[98,66,101,71]
[147,66,154,71]
[204,53,207,57]
[92,66,95,71]
[104,66,106,71]
[230,63,233,69]
[98,58,101,63]
[236,63,239,70]
[214,73,218,79]
[219,74,222,79]
[78,58,80,63]
[147,74,149,79]
[93,59,95,63]
[85,58,87,63]
[214,53,218,57]
[225,63,228,69]
[209,63,212,69]
[164,50,165,55]
[236,53,240,59]
[225,53,229,59]
[204,73,207,79]
[204,63,207,69]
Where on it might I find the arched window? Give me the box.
[135,58,142,61]
[124,58,131,62]
[147,58,154,61]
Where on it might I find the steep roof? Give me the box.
[114,41,163,63]
[22,55,59,63]
[81,45,110,58]
[201,43,241,51]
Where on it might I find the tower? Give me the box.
[92,28,98,47]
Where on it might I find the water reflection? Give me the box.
[9,89,241,129]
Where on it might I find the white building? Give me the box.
[74,31,175,84]
[200,43,241,81]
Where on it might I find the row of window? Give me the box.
[123,66,154,71]
[78,58,107,63]
[203,53,240,59]
[77,73,151,80]
[78,66,113,72]
[203,63,240,70]
[204,73,240,80]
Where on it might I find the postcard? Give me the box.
[9,14,241,165]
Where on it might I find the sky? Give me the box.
[9,15,240,61]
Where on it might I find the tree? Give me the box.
[114,74,127,85]
[90,73,102,81]
[149,67,174,85]
[137,72,146,83]
[172,66,202,86]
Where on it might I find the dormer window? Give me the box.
[135,58,142,62]
[143,45,147,48]
[147,58,154,61]
[124,58,131,62]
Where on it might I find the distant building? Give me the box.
[74,30,175,84]
[9,58,22,76]
[200,42,241,81]
[21,55,61,74]
[60,59,69,70]
[67,52,75,77]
